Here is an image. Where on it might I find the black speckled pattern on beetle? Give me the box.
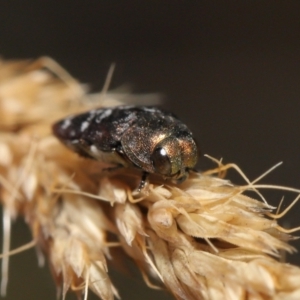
[52,106,198,188]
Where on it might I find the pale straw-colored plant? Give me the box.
[0,57,300,300]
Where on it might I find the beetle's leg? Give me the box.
[138,172,149,192]
[61,138,94,159]
[175,174,188,184]
[102,164,124,173]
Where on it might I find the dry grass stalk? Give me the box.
[0,57,300,300]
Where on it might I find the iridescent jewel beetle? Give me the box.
[52,105,198,190]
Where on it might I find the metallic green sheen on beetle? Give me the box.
[52,106,198,188]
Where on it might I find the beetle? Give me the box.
[52,105,198,190]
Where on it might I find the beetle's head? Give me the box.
[150,133,198,182]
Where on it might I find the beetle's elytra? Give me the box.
[52,106,198,189]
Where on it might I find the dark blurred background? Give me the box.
[1,1,300,299]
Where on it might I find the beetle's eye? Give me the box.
[151,147,172,175]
